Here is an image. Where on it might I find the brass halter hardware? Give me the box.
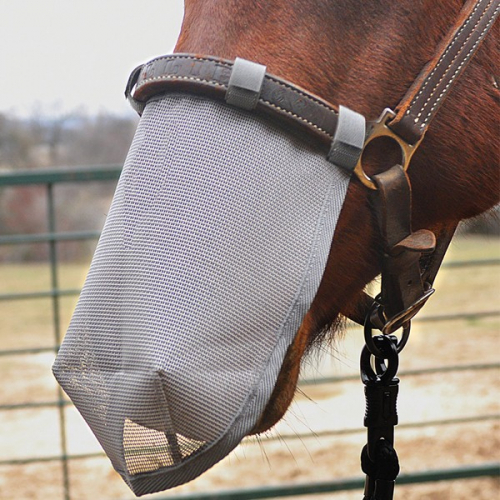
[353,108,425,190]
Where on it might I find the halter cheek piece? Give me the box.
[126,1,498,498]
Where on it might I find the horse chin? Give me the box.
[249,340,303,434]
[250,310,340,435]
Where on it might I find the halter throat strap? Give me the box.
[343,0,498,327]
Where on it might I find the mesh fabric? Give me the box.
[53,93,350,495]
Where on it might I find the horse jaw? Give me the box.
[251,181,381,434]
[250,317,311,433]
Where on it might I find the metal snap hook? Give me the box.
[364,301,411,357]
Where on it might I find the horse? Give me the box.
[174,0,500,435]
[53,0,499,496]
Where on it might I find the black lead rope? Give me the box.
[360,310,403,500]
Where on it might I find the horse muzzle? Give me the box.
[53,91,361,495]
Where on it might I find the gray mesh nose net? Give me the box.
[53,59,365,496]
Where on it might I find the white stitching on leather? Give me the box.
[135,75,335,138]
[405,0,488,116]
[414,0,495,123]
[138,74,227,88]
[135,55,339,136]
[136,75,227,97]
[139,55,338,116]
[143,54,233,68]
[261,100,333,137]
[267,76,338,115]
[419,4,499,128]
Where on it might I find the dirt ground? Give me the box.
[0,235,498,500]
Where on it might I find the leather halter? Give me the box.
[126,53,342,148]
[125,0,499,331]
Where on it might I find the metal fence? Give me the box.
[0,165,498,500]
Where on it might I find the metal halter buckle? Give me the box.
[354,108,425,190]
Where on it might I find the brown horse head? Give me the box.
[176,0,499,432]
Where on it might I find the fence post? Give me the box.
[47,182,70,500]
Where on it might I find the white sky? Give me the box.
[0,0,184,118]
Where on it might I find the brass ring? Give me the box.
[353,108,424,190]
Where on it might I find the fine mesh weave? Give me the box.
[53,93,350,496]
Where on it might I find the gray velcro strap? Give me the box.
[225,58,267,111]
[327,105,366,172]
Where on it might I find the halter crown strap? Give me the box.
[389,0,500,144]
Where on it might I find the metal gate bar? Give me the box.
[148,463,500,500]
[0,165,122,500]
